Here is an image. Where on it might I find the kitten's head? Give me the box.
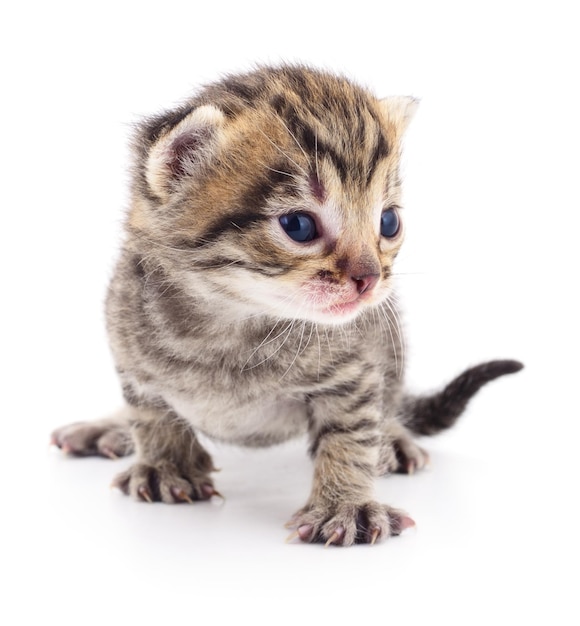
[130,65,417,326]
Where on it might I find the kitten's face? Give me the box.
[132,67,416,326]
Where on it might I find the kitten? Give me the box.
[51,65,523,546]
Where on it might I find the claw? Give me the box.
[171,487,194,504]
[284,513,302,529]
[324,529,343,548]
[201,484,224,501]
[138,486,153,503]
[370,528,380,545]
[101,447,119,460]
[285,531,300,544]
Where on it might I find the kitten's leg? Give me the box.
[288,384,414,546]
[377,420,430,475]
[51,408,134,459]
[111,407,218,503]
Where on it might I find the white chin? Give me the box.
[300,302,364,326]
[311,311,361,326]
[259,296,367,325]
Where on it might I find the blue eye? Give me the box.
[279,213,318,243]
[380,208,400,238]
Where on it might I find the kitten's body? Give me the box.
[53,66,522,546]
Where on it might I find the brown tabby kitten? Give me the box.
[51,65,523,546]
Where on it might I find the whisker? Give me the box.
[275,116,310,166]
[314,131,320,182]
[314,323,322,380]
[380,298,405,379]
[257,160,302,183]
[257,128,308,178]
[241,319,294,371]
[280,319,308,380]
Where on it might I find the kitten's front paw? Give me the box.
[287,501,415,547]
[51,420,133,459]
[112,460,220,504]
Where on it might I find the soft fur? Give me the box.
[52,65,523,546]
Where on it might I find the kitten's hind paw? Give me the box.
[51,419,133,459]
[111,460,218,504]
[378,435,430,475]
[286,501,415,547]
[393,438,430,475]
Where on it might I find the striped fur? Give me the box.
[51,65,523,546]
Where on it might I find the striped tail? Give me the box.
[402,360,524,436]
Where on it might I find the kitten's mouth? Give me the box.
[303,278,380,322]
[320,297,362,317]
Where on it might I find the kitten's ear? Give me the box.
[378,96,419,134]
[145,104,226,198]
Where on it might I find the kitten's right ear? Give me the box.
[145,105,226,199]
[378,96,419,135]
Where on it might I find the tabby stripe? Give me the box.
[270,98,351,185]
[309,418,377,457]
[285,68,312,98]
[222,76,262,103]
[336,458,375,474]
[168,160,300,250]
[190,164,302,248]
[366,130,389,185]
[351,461,375,474]
[242,163,299,209]
[195,211,268,247]
[353,435,381,448]
[269,93,288,117]
[122,383,140,407]
[308,135,350,184]
[307,378,362,399]
[191,257,291,276]
[307,360,375,392]
[122,385,171,411]
[344,389,378,413]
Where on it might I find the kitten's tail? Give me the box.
[402,360,524,436]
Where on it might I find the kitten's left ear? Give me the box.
[145,104,226,199]
[378,96,419,134]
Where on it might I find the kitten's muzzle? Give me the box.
[336,252,381,298]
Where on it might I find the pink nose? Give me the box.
[352,273,379,295]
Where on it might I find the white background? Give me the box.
[2,1,578,624]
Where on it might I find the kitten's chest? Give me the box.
[165,389,308,446]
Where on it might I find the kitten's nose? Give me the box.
[352,273,379,295]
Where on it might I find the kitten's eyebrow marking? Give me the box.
[366,130,390,185]
[190,162,305,248]
[309,174,326,203]
[182,210,268,249]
